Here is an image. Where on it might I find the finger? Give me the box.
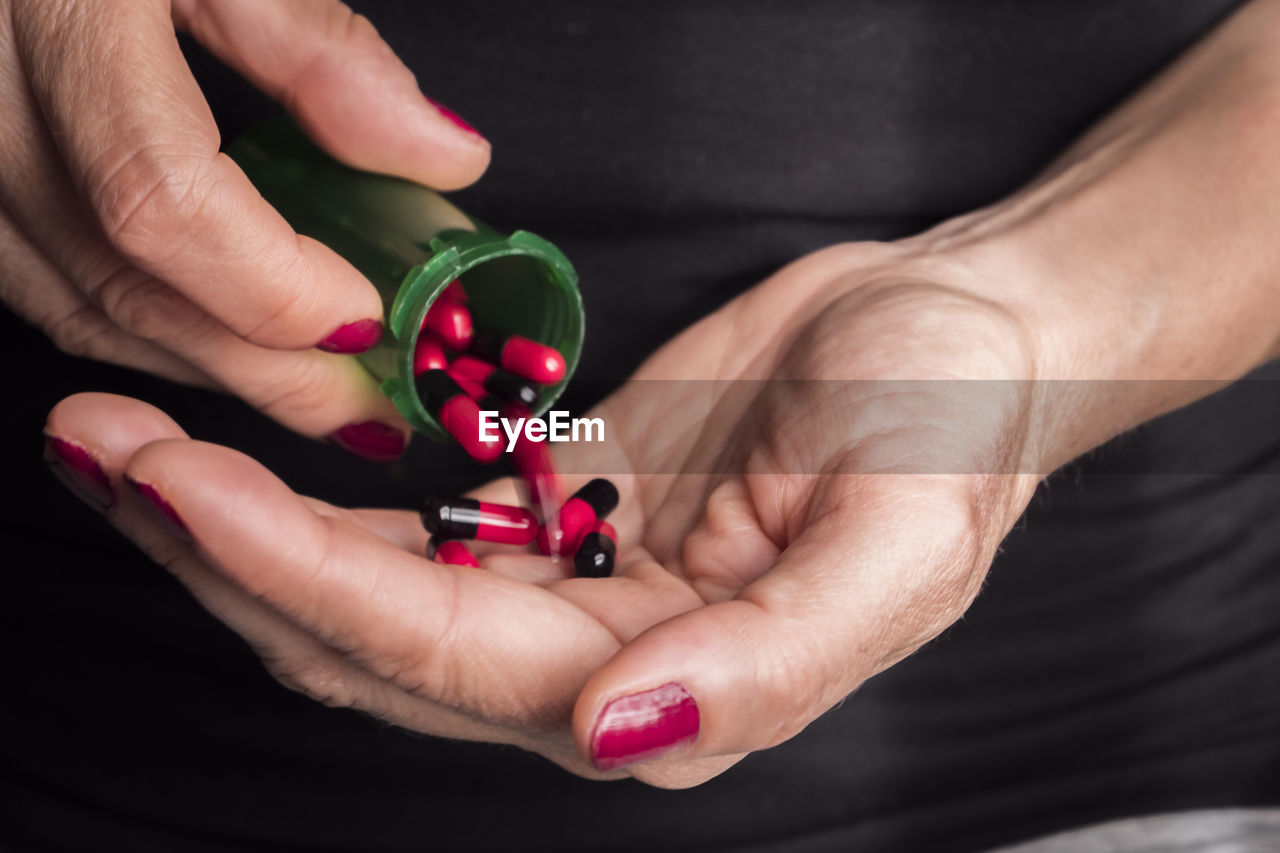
[43,393,549,748]
[172,0,490,189]
[121,437,620,728]
[314,504,430,555]
[573,476,999,781]
[0,208,214,388]
[10,1,384,351]
[77,264,410,447]
[45,393,197,515]
[0,163,407,443]
[676,477,781,602]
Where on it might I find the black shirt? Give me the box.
[4,2,1278,851]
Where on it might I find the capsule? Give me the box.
[507,401,563,512]
[413,332,448,375]
[447,354,492,384]
[427,536,481,568]
[422,299,474,351]
[574,521,617,578]
[537,478,619,556]
[414,370,502,463]
[437,279,468,304]
[421,497,538,545]
[471,333,565,385]
[448,356,540,407]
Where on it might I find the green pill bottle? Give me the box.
[228,118,584,443]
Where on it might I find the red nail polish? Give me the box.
[124,476,192,541]
[425,96,485,140]
[591,682,700,771]
[43,436,113,511]
[328,421,407,462]
[317,319,384,354]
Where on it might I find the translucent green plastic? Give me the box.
[228,118,584,442]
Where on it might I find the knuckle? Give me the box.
[285,7,389,104]
[319,6,386,57]
[91,144,214,260]
[251,357,341,426]
[754,625,838,746]
[238,277,315,346]
[340,11,383,49]
[44,302,107,358]
[92,266,212,345]
[889,483,990,650]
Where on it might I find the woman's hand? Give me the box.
[2,0,489,456]
[43,240,1074,788]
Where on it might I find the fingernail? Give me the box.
[425,96,486,141]
[317,319,383,354]
[43,436,113,511]
[591,682,700,771]
[124,476,192,542]
[329,421,406,462]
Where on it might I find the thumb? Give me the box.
[173,0,490,190]
[572,476,996,783]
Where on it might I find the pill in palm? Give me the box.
[421,497,538,545]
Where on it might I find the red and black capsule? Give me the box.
[414,369,502,463]
[470,332,565,385]
[421,298,474,351]
[507,402,563,512]
[421,497,538,546]
[447,356,540,407]
[574,520,617,578]
[427,536,481,568]
[537,478,619,556]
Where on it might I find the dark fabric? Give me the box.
[4,1,1278,851]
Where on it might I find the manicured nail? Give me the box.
[317,319,383,354]
[43,436,113,511]
[425,95,485,140]
[329,421,406,462]
[591,682,700,771]
[124,476,192,542]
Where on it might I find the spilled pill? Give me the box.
[427,536,481,568]
[537,478,619,556]
[574,520,617,578]
[422,497,538,545]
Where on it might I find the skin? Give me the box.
[28,0,1280,790]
